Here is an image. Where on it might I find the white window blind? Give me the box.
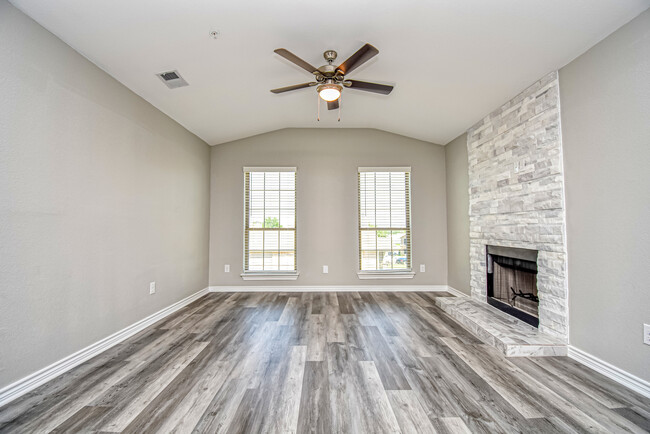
[244,169,296,272]
[358,168,411,271]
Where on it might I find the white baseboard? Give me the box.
[445,286,470,298]
[209,284,450,293]
[0,287,209,408]
[568,346,650,399]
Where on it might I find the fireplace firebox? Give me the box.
[486,245,539,327]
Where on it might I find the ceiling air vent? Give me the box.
[156,70,188,89]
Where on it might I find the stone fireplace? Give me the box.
[467,71,568,341]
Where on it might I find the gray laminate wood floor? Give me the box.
[0,291,648,433]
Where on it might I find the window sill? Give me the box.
[240,272,300,281]
[357,271,415,280]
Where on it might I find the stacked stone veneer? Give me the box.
[467,71,568,340]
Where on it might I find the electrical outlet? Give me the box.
[322,265,329,274]
[224,264,230,273]
[644,324,650,345]
[420,264,426,273]
[149,281,156,295]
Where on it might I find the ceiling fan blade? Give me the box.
[347,80,393,95]
[336,43,379,75]
[327,99,340,110]
[274,48,319,74]
[270,82,315,94]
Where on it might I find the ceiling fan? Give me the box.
[270,43,394,111]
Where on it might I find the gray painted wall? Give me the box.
[445,133,471,295]
[209,128,448,286]
[0,1,211,389]
[559,9,650,381]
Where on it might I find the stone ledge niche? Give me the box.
[466,71,569,341]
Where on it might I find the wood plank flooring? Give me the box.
[0,291,648,433]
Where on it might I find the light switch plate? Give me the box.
[644,324,650,345]
[420,264,426,273]
[323,265,329,274]
[149,281,156,295]
[224,264,230,273]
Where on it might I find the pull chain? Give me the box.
[317,94,320,121]
[338,94,341,122]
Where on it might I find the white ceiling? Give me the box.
[10,0,649,145]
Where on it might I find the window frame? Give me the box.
[241,167,299,280]
[357,167,415,279]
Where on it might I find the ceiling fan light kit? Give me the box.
[317,84,341,102]
[271,43,393,120]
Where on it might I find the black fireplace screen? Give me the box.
[486,247,539,327]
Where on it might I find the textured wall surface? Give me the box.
[209,128,448,286]
[467,71,568,339]
[445,133,471,295]
[0,1,210,389]
[560,9,650,381]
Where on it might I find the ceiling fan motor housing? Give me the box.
[316,64,341,82]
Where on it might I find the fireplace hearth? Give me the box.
[486,245,539,328]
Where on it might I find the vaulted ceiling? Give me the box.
[10,0,649,145]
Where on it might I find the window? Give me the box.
[358,168,412,273]
[243,168,297,277]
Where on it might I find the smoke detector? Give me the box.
[156,70,189,89]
